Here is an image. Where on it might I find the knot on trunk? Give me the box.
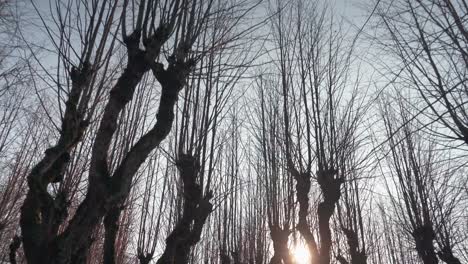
[52,191,69,225]
[412,225,437,263]
[143,23,171,52]
[270,226,290,248]
[176,153,200,173]
[317,168,343,204]
[199,190,214,212]
[123,30,142,51]
[176,153,201,191]
[153,48,195,91]
[49,152,70,183]
[412,224,435,243]
[296,172,311,195]
[70,61,93,87]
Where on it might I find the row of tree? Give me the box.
[0,0,466,263]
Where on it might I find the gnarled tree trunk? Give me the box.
[156,153,213,264]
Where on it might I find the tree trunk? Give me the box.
[103,207,121,264]
[316,169,343,264]
[20,63,92,264]
[291,166,343,264]
[269,226,293,264]
[339,227,367,264]
[155,153,213,264]
[292,168,319,262]
[412,225,438,264]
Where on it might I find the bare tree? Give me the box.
[262,1,370,264]
[335,159,370,264]
[255,75,294,264]
[375,0,468,146]
[379,94,465,264]
[18,0,255,263]
[1,0,465,263]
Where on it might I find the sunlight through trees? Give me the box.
[0,0,466,263]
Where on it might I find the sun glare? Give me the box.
[292,243,311,264]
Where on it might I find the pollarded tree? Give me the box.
[19,0,256,263]
[373,1,468,262]
[379,94,465,264]
[264,1,371,263]
[335,157,371,264]
[132,10,258,260]
[255,75,295,264]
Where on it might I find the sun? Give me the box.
[291,243,311,264]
